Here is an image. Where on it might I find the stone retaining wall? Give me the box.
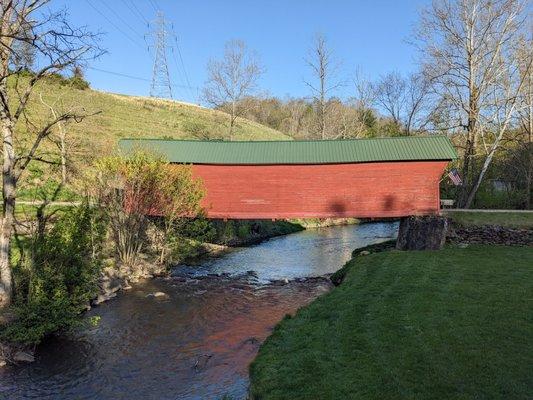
[447,225,532,246]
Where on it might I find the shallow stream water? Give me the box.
[0,222,397,400]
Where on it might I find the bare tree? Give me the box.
[373,72,406,129]
[0,0,103,307]
[324,98,372,139]
[414,0,529,207]
[353,68,375,111]
[348,70,378,138]
[304,33,343,139]
[283,98,311,138]
[10,19,35,71]
[203,40,264,140]
[372,71,431,135]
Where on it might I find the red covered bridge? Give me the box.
[119,136,456,219]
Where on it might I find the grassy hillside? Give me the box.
[10,76,289,158]
[7,76,289,200]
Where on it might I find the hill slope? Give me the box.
[8,78,289,200]
[13,78,290,158]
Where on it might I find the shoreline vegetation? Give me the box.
[0,216,359,365]
[249,214,533,400]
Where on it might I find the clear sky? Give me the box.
[53,0,429,104]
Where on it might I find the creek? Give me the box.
[0,222,398,400]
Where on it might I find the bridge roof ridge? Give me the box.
[118,135,457,165]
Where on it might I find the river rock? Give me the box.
[92,292,117,305]
[243,337,260,346]
[0,359,6,367]
[359,250,371,256]
[147,291,170,299]
[194,354,212,372]
[13,351,35,363]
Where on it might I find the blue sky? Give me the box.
[54,0,428,104]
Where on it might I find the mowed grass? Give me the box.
[444,210,533,228]
[250,245,533,400]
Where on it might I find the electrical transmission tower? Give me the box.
[147,12,173,99]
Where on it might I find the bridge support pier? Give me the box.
[396,215,449,251]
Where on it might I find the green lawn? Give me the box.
[250,245,533,400]
[443,210,533,228]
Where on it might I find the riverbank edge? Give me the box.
[0,217,363,366]
[97,217,366,300]
[248,242,533,400]
[248,223,532,399]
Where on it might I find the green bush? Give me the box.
[237,223,251,239]
[182,120,210,138]
[219,220,236,244]
[1,204,106,345]
[472,186,527,209]
[149,215,216,263]
[179,215,216,243]
[43,72,90,90]
[68,75,90,90]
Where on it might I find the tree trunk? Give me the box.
[458,105,478,208]
[0,116,16,307]
[457,64,480,209]
[229,100,236,141]
[526,124,532,209]
[464,148,493,208]
[526,168,531,209]
[59,122,67,184]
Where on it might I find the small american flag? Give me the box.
[447,168,462,186]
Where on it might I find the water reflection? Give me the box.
[177,222,398,281]
[0,222,397,400]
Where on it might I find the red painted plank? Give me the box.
[185,161,448,219]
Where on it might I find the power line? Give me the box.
[170,49,189,97]
[173,36,195,101]
[148,0,159,12]
[88,66,197,90]
[96,0,145,40]
[85,0,144,50]
[121,0,149,25]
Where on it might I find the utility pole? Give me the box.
[147,11,173,99]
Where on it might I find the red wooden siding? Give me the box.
[186,161,448,219]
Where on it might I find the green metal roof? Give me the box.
[118,136,457,165]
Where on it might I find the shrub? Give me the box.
[91,151,205,268]
[68,75,90,90]
[182,120,210,138]
[472,186,526,209]
[1,203,106,345]
[237,223,251,239]
[219,220,236,244]
[43,72,90,90]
